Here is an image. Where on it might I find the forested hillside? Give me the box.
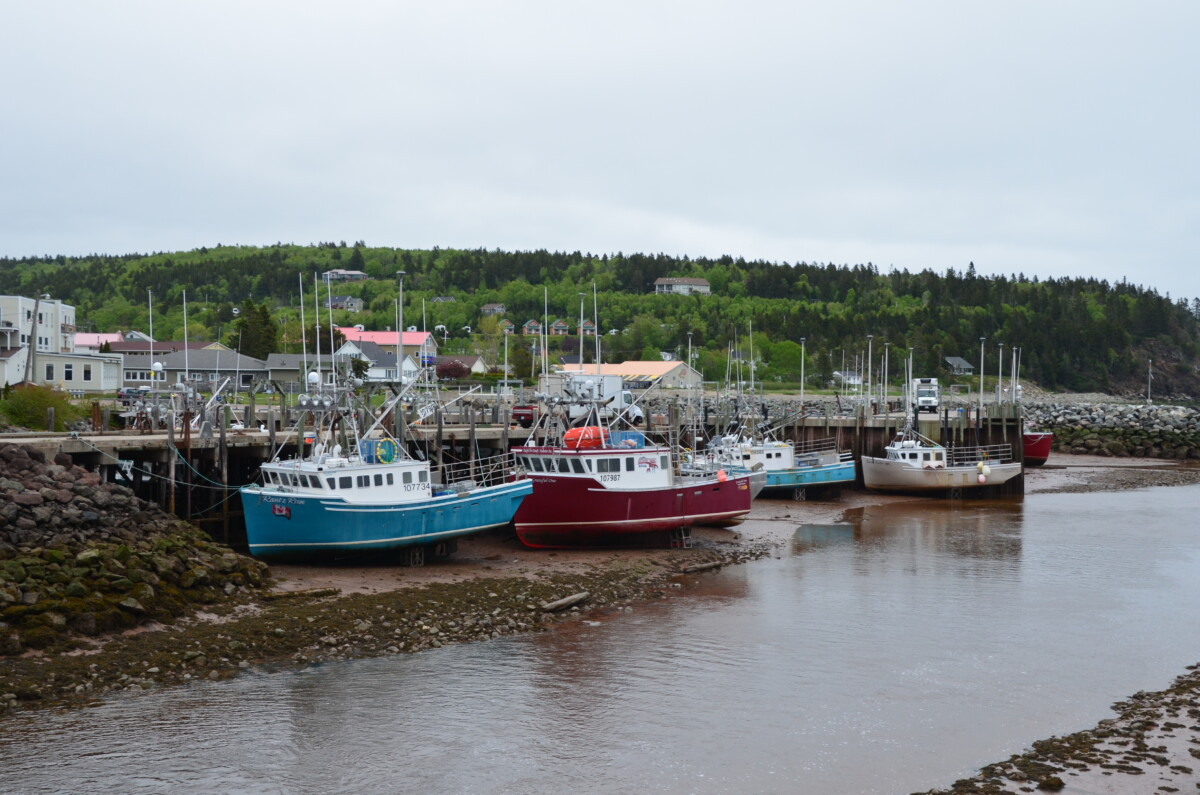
[3,244,1197,397]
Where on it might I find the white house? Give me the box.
[652,277,711,296]
[0,295,121,393]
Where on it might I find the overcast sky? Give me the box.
[3,2,1197,302]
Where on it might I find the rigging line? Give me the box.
[185,487,244,518]
[69,436,241,493]
[168,445,243,490]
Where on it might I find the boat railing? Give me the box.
[793,436,840,456]
[438,450,515,490]
[946,443,1014,466]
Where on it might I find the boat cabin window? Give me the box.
[570,459,585,474]
[625,457,635,471]
[339,476,352,489]
[310,477,323,490]
[386,473,394,485]
[403,471,413,484]
[374,474,383,486]
[596,458,613,473]
[530,458,545,472]
[922,453,931,462]
[419,471,428,483]
[357,475,370,487]
[660,455,669,470]
[327,478,337,489]
[556,458,570,473]
[742,454,752,461]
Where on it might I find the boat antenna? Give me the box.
[325,273,336,379]
[182,289,190,406]
[313,272,321,387]
[299,273,308,380]
[592,282,600,372]
[147,288,155,388]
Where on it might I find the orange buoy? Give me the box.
[717,469,728,482]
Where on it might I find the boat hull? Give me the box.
[240,479,533,559]
[736,460,857,494]
[861,458,1022,493]
[513,472,756,548]
[1023,432,1053,467]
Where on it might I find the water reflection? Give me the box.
[6,487,1200,795]
[795,500,1025,584]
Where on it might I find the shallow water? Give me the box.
[5,486,1200,794]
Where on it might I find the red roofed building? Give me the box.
[337,327,437,361]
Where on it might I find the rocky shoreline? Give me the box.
[0,538,771,719]
[1024,401,1200,460]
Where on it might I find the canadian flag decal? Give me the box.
[272,504,292,519]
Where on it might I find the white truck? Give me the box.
[912,377,940,414]
[512,372,644,428]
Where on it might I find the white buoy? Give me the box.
[977,474,987,484]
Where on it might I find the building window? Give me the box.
[45,363,54,381]
[64,364,74,381]
[83,364,92,381]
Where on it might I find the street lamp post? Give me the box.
[800,337,806,408]
[866,334,874,413]
[978,336,986,418]
[997,342,1005,403]
[883,341,891,412]
[579,292,586,366]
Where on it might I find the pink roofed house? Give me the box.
[337,327,437,360]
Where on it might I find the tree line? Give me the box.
[2,244,1197,396]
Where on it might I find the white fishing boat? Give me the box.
[861,424,1021,493]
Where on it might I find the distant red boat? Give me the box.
[512,427,763,549]
[1023,431,1053,467]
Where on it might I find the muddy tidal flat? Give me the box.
[4,454,1200,794]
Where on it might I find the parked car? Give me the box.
[117,386,151,405]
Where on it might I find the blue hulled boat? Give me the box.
[240,386,531,562]
[703,434,856,500]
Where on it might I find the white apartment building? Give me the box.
[0,295,121,393]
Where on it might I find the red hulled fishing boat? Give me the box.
[510,379,763,548]
[1022,430,1053,467]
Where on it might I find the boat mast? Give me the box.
[299,274,308,382]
